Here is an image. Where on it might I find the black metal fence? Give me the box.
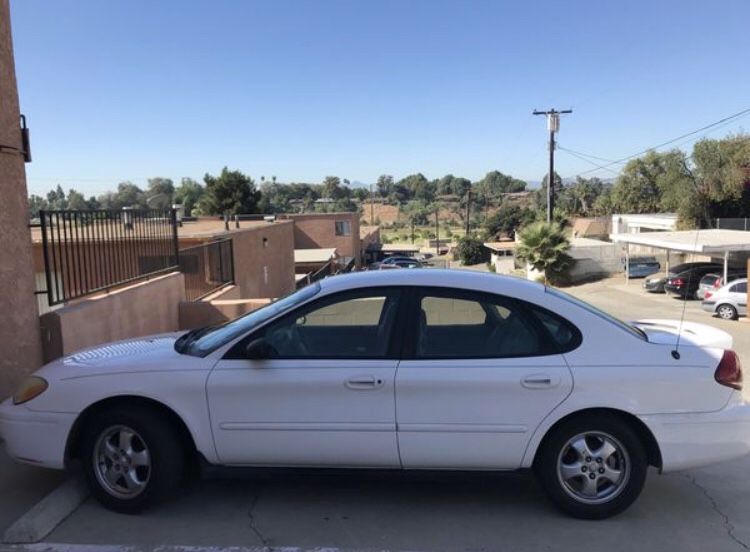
[38,209,178,306]
[715,218,750,231]
[179,239,235,301]
[295,257,357,289]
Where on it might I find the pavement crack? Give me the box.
[247,485,271,549]
[685,474,749,550]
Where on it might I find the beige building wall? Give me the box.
[39,272,185,362]
[287,213,361,267]
[0,0,43,398]
[180,220,295,300]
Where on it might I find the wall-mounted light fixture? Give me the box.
[0,114,31,162]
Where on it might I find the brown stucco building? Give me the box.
[285,212,362,268]
[0,0,43,398]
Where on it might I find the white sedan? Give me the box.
[1,270,748,519]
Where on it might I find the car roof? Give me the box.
[319,269,546,298]
[717,277,747,291]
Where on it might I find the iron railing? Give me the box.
[295,257,357,289]
[715,218,750,231]
[38,209,178,306]
[179,239,235,301]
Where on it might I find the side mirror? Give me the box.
[245,338,273,360]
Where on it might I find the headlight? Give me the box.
[13,376,48,405]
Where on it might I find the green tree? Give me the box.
[396,173,434,203]
[28,194,48,218]
[145,177,175,209]
[173,177,204,216]
[66,188,88,210]
[201,167,260,215]
[101,181,147,209]
[484,203,534,239]
[563,177,605,216]
[533,172,563,215]
[46,184,67,210]
[376,174,394,198]
[477,170,527,205]
[455,234,488,265]
[611,151,672,213]
[515,221,574,285]
[322,176,349,200]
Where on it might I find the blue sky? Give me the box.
[10,0,750,196]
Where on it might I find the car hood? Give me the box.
[631,319,733,349]
[61,332,186,369]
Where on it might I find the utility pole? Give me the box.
[435,209,439,257]
[369,183,374,225]
[533,108,572,223]
[465,189,471,235]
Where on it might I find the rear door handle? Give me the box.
[521,374,558,389]
[345,376,384,390]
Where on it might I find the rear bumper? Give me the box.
[701,301,716,313]
[0,398,75,469]
[640,399,750,472]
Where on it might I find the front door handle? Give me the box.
[345,376,384,390]
[521,374,558,389]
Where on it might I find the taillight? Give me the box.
[715,350,743,390]
[704,290,713,299]
[713,279,723,288]
[671,278,685,286]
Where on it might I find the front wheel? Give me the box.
[81,406,186,513]
[535,415,648,519]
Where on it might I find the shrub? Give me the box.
[456,234,488,265]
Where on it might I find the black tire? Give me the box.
[534,414,648,520]
[716,303,738,320]
[80,405,185,513]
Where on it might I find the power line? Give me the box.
[558,148,621,176]
[571,106,750,177]
[557,146,622,165]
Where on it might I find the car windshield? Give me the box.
[179,283,321,357]
[544,286,647,341]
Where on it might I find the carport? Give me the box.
[609,229,750,283]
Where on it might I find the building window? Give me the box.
[335,220,352,236]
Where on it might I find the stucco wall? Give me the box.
[178,297,271,330]
[179,220,295,300]
[39,272,186,362]
[0,0,43,398]
[287,213,361,267]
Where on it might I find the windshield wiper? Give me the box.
[174,326,208,353]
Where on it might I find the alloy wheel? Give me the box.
[717,305,736,320]
[556,431,630,505]
[93,425,152,499]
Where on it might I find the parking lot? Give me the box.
[2,275,749,552]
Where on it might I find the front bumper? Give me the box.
[640,398,750,472]
[0,398,76,469]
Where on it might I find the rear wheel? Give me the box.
[81,406,185,513]
[717,304,738,320]
[535,415,648,519]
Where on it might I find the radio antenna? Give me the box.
[671,227,704,360]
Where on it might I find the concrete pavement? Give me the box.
[0,447,65,537]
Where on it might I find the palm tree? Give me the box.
[515,221,574,284]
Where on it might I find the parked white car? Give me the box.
[702,278,748,320]
[1,270,748,519]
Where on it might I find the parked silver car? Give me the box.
[701,278,748,320]
[697,271,747,300]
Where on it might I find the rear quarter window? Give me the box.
[527,305,582,353]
